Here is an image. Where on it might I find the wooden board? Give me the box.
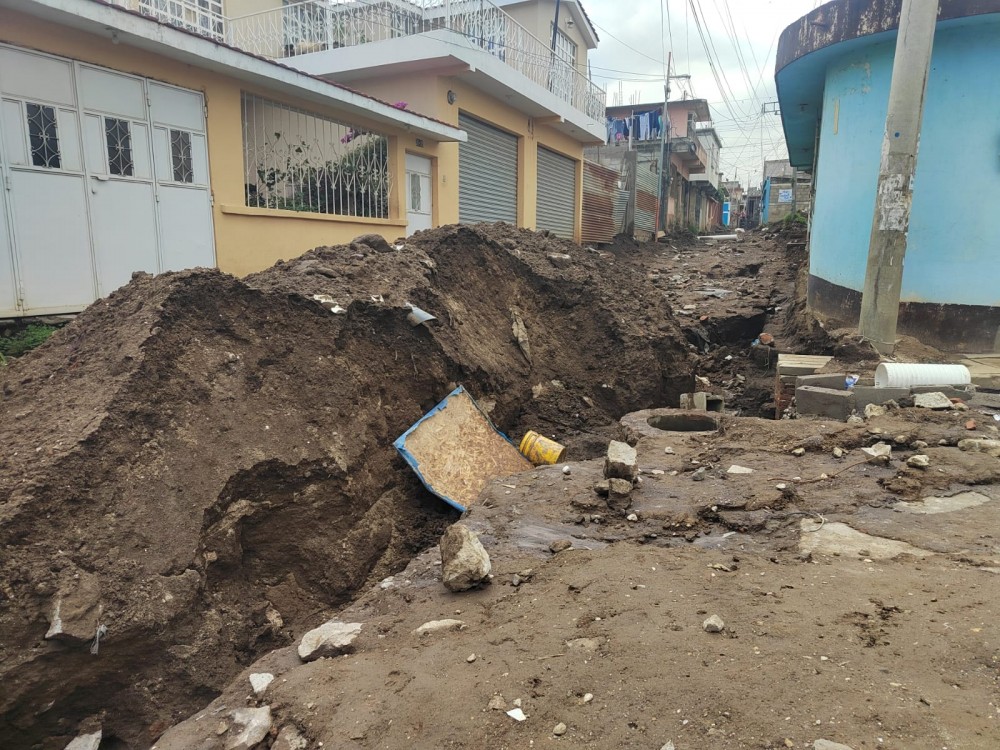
[777,353,834,376]
[394,387,532,512]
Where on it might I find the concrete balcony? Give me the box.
[226,0,607,142]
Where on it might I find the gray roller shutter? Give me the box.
[459,114,517,224]
[536,146,576,239]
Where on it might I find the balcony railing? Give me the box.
[109,0,227,41]
[225,0,606,121]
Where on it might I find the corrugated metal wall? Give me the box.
[458,114,517,224]
[634,164,659,238]
[581,160,620,244]
[536,147,576,239]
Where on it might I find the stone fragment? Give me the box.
[414,619,465,635]
[440,524,492,592]
[45,571,102,643]
[913,392,952,410]
[248,673,274,694]
[225,707,272,750]
[297,621,362,661]
[692,467,707,481]
[604,441,639,481]
[607,477,633,511]
[553,722,567,736]
[965,419,977,430]
[549,539,572,553]
[832,447,845,458]
[487,694,506,711]
[592,480,610,497]
[506,708,527,722]
[466,653,476,663]
[958,438,1000,457]
[911,440,928,449]
[626,513,639,522]
[702,614,725,633]
[65,731,102,750]
[861,442,891,463]
[847,414,864,425]
[664,446,675,454]
[813,741,855,750]
[791,448,806,456]
[727,465,754,474]
[547,252,572,268]
[273,725,308,750]
[906,454,930,469]
[864,404,886,419]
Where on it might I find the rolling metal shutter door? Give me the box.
[536,147,576,239]
[459,114,517,224]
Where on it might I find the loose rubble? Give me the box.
[440,524,492,592]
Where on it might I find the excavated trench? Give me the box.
[0,225,697,748]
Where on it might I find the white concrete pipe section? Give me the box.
[700,228,745,242]
[874,362,971,388]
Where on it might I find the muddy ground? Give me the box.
[4,222,999,749]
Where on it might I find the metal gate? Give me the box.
[0,43,214,317]
[634,162,659,239]
[581,160,619,244]
[458,113,517,225]
[536,146,575,240]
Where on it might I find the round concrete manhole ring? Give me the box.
[619,408,721,444]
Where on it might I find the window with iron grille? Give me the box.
[170,129,194,183]
[105,117,134,177]
[26,103,61,169]
[241,93,391,219]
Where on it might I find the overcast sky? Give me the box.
[585,0,821,189]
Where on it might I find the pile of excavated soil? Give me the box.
[0,224,694,748]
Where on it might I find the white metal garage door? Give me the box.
[0,44,215,318]
[458,113,517,225]
[536,146,576,240]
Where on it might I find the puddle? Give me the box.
[509,520,608,553]
[895,491,992,515]
[799,520,933,559]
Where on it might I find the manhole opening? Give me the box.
[646,414,719,432]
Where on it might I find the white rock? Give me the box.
[702,614,725,633]
[65,731,102,750]
[864,403,886,419]
[791,447,806,457]
[249,673,274,694]
[832,447,845,458]
[906,454,930,469]
[958,438,1000,457]
[414,618,465,635]
[814,741,855,750]
[297,621,362,661]
[692,467,707,481]
[553,722,567,736]
[660,743,676,750]
[664,446,675,454]
[506,708,527,722]
[847,414,865,425]
[726,465,754,474]
[440,524,492,592]
[225,707,272,750]
[605,441,639,481]
[562,465,571,475]
[582,693,594,703]
[273,725,308,750]
[913,392,953,410]
[626,513,639,522]
[861,442,892,463]
[466,653,476,663]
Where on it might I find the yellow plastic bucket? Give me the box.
[519,431,567,465]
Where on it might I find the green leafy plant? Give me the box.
[0,323,58,361]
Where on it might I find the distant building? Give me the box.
[760,159,811,224]
[585,99,724,233]
[776,0,1000,352]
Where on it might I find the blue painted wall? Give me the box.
[809,17,1000,306]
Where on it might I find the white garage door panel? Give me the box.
[10,171,94,311]
[1,100,28,165]
[0,48,75,106]
[78,66,146,120]
[0,185,17,315]
[90,180,159,295]
[148,83,205,132]
[158,187,215,270]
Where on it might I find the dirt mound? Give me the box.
[0,224,693,748]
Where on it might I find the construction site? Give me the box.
[1,221,997,750]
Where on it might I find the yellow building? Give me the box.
[225,0,607,242]
[0,0,605,317]
[0,0,464,316]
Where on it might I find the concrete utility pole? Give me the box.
[858,0,938,354]
[656,74,671,236]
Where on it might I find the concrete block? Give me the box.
[795,373,846,390]
[910,384,975,400]
[795,386,856,421]
[853,385,909,410]
[705,394,725,412]
[680,392,723,412]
